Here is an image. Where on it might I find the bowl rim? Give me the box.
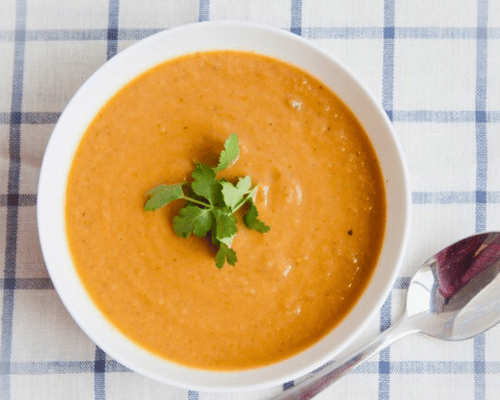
[37,20,411,392]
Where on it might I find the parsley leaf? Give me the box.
[220,177,251,211]
[236,176,252,192]
[243,199,271,233]
[144,183,185,211]
[191,163,218,205]
[215,243,238,269]
[213,209,238,241]
[144,134,270,268]
[173,205,214,238]
[214,134,239,172]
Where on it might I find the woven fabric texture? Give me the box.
[1,0,500,399]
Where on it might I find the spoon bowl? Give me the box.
[274,232,500,399]
[407,232,500,340]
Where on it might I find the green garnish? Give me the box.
[144,134,270,268]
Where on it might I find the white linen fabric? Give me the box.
[0,0,499,399]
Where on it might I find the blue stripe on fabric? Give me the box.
[475,335,486,400]
[393,110,476,123]
[380,0,395,398]
[412,191,477,204]
[485,362,500,373]
[0,31,15,41]
[412,191,500,204]
[303,26,500,40]
[379,293,392,335]
[0,28,164,44]
[0,278,53,290]
[290,0,302,36]
[0,194,36,207]
[349,361,378,374]
[1,360,128,374]
[26,29,108,41]
[382,0,395,121]
[4,360,497,375]
[94,347,106,400]
[475,0,488,234]
[397,110,496,123]
[396,27,477,39]
[3,359,499,376]
[107,0,120,60]
[0,289,14,398]
[379,295,392,400]
[114,28,163,40]
[474,2,488,399]
[2,26,500,42]
[393,277,410,290]
[378,352,391,398]
[1,0,27,399]
[104,360,131,373]
[302,27,383,39]
[188,390,199,400]
[389,361,474,374]
[0,112,60,124]
[5,361,94,374]
[198,0,209,22]
[282,360,493,376]
[283,380,294,391]
[490,28,500,39]
[2,111,499,125]
[3,279,15,291]
[487,191,500,203]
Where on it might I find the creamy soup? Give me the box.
[65,51,386,370]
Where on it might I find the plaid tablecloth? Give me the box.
[1,0,500,399]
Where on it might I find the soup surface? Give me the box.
[65,51,386,370]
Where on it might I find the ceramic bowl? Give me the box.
[37,21,411,392]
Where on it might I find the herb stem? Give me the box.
[184,196,211,208]
[232,196,251,213]
[232,186,258,213]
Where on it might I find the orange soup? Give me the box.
[65,51,386,370]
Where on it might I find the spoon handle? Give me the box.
[272,316,418,400]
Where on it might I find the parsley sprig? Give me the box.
[144,134,270,268]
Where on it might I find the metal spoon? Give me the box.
[273,231,500,400]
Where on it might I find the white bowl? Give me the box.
[37,21,410,392]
